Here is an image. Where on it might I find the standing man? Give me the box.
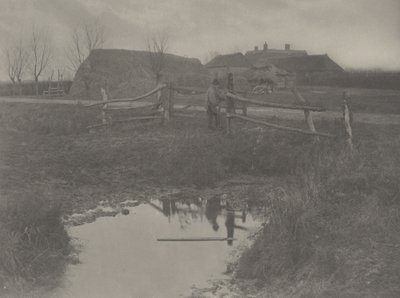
[206,79,224,129]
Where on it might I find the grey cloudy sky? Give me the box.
[0,0,399,79]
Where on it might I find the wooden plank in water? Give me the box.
[114,116,162,122]
[105,104,156,111]
[176,104,192,110]
[87,123,107,129]
[157,237,236,242]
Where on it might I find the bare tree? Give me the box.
[66,21,106,72]
[3,47,17,96]
[146,33,169,84]
[15,40,29,96]
[29,26,52,96]
[3,39,28,96]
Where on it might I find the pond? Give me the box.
[50,197,262,298]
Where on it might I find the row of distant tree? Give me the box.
[2,21,105,97]
[2,19,173,98]
[298,70,400,90]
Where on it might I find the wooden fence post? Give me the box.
[168,82,174,119]
[242,102,247,116]
[292,88,316,133]
[343,91,353,151]
[226,113,232,135]
[160,84,171,123]
[100,88,108,126]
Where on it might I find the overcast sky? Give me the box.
[0,0,399,80]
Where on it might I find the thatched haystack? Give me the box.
[69,49,210,100]
[243,68,280,85]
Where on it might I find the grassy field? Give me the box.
[0,92,399,297]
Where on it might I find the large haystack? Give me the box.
[69,49,210,100]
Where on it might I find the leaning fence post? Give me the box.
[292,88,316,133]
[343,91,353,151]
[100,88,108,126]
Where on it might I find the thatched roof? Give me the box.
[268,55,344,73]
[69,49,209,100]
[205,53,252,69]
[245,48,307,64]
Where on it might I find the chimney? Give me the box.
[254,46,259,51]
[263,42,268,51]
[285,43,291,51]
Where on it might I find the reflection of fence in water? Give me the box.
[152,197,267,245]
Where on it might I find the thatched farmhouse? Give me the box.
[246,42,344,82]
[69,49,209,100]
[205,42,343,89]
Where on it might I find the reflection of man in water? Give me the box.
[225,210,235,246]
[225,202,235,246]
[205,197,221,231]
[162,199,171,216]
[161,199,177,217]
[242,209,247,223]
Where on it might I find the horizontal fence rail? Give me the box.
[226,113,335,138]
[225,87,336,138]
[226,92,325,112]
[173,86,207,94]
[85,84,167,107]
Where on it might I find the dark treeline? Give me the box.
[0,80,72,97]
[298,71,400,90]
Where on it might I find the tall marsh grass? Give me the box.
[0,190,71,296]
[236,123,400,297]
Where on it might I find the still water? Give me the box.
[52,198,261,298]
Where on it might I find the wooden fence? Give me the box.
[85,83,174,129]
[225,89,335,138]
[43,87,66,97]
[85,77,353,149]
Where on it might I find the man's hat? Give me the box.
[212,79,219,85]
